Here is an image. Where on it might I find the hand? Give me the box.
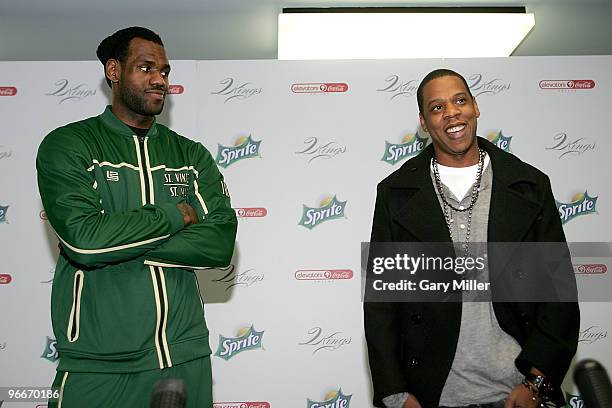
[177,202,199,226]
[504,384,540,408]
[403,394,423,408]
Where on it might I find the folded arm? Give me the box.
[144,142,237,269]
[37,128,184,269]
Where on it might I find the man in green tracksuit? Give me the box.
[37,27,237,408]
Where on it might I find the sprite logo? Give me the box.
[307,389,352,408]
[216,135,262,168]
[487,130,513,152]
[556,191,598,224]
[299,196,347,229]
[41,336,59,362]
[0,205,8,223]
[381,133,428,165]
[214,325,264,360]
[565,392,583,408]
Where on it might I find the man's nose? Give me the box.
[443,103,460,118]
[150,70,166,87]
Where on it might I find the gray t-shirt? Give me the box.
[435,159,523,406]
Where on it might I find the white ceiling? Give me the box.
[1,0,611,60]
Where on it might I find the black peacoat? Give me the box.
[364,137,579,408]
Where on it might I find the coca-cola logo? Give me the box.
[0,87,17,96]
[213,403,270,408]
[291,83,349,94]
[539,80,595,90]
[0,274,12,284]
[294,269,353,281]
[573,263,607,275]
[235,207,267,218]
[167,85,184,94]
[46,79,96,103]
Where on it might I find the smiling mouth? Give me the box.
[446,124,466,134]
[445,124,468,139]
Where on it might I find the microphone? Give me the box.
[574,359,612,408]
[150,378,187,408]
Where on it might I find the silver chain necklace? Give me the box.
[432,148,486,254]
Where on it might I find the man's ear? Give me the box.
[419,112,428,133]
[473,97,480,119]
[105,59,120,86]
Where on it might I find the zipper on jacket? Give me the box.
[134,135,171,368]
[137,136,152,204]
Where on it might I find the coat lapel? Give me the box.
[387,145,450,242]
[385,138,542,243]
[482,139,543,242]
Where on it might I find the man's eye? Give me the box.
[161,71,170,78]
[457,97,466,104]
[138,66,151,72]
[432,105,442,111]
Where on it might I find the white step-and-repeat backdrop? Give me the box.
[1,56,610,407]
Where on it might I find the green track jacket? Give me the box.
[36,106,237,373]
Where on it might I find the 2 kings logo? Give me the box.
[0,205,8,223]
[212,264,264,292]
[299,327,352,355]
[46,79,96,104]
[211,77,262,103]
[377,73,510,100]
[44,79,183,104]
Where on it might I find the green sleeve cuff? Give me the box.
[159,202,185,234]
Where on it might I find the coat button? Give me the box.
[520,312,530,327]
[409,357,420,367]
[411,313,423,324]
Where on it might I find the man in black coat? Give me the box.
[364,69,579,408]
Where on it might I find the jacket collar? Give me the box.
[387,137,543,242]
[99,106,159,139]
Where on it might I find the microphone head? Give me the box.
[150,378,187,408]
[574,359,612,408]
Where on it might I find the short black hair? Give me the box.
[96,27,164,88]
[416,69,473,113]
